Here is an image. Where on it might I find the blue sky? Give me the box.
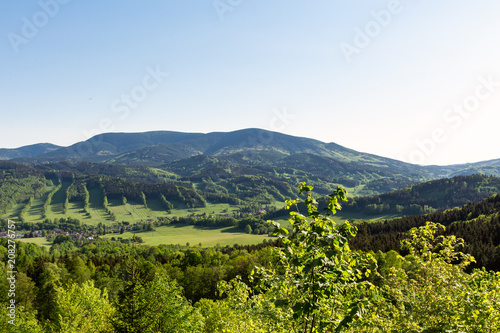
[1,1,499,166]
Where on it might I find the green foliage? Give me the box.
[0,163,46,214]
[345,174,500,216]
[401,221,474,268]
[67,256,91,284]
[112,238,203,332]
[160,193,173,211]
[0,305,44,333]
[140,274,204,332]
[19,196,34,222]
[35,262,68,322]
[51,280,114,333]
[140,191,147,209]
[197,277,284,333]
[43,182,62,218]
[353,222,500,332]
[2,174,500,332]
[255,183,374,332]
[82,183,90,214]
[53,235,73,245]
[63,196,69,215]
[351,193,500,271]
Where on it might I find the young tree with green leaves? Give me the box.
[253,183,375,332]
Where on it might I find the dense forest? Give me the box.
[1,183,499,331]
[351,192,500,271]
[0,162,46,215]
[344,174,500,215]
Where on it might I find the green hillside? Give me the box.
[7,129,500,198]
[343,174,500,216]
[0,143,61,160]
[350,192,500,272]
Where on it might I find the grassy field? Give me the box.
[18,237,52,249]
[333,211,400,223]
[169,203,240,217]
[268,210,400,229]
[102,224,270,247]
[18,225,269,249]
[23,184,57,222]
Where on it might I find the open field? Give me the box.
[18,237,52,249]
[333,211,400,223]
[18,226,270,249]
[269,210,400,225]
[101,224,270,247]
[23,184,57,222]
[169,203,241,217]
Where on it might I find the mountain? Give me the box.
[13,131,205,163]
[5,128,500,196]
[11,129,438,177]
[11,129,354,163]
[0,143,62,160]
[445,159,500,177]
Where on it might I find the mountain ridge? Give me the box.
[0,143,62,160]
[4,129,500,191]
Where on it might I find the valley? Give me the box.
[1,129,500,331]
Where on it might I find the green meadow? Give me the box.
[101,224,270,247]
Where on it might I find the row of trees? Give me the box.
[42,182,62,218]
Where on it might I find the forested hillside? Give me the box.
[351,192,500,271]
[9,129,500,196]
[0,162,47,214]
[0,143,61,160]
[344,174,500,215]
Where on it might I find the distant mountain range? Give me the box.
[0,143,62,160]
[2,129,500,195]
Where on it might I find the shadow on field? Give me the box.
[167,223,245,234]
[219,226,244,233]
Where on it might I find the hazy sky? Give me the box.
[1,1,499,166]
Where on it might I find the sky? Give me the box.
[1,0,499,166]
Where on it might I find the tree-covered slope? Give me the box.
[5,128,500,198]
[0,161,47,214]
[344,174,500,215]
[350,192,500,271]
